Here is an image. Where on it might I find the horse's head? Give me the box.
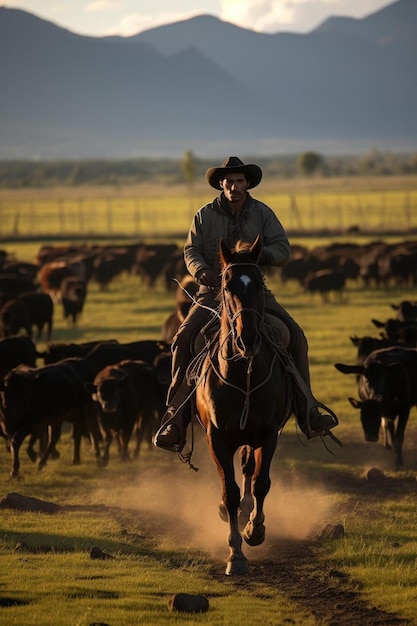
[219,236,264,358]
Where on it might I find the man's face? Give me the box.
[219,172,250,204]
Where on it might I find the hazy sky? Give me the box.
[2,0,394,37]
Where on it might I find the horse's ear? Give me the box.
[220,238,232,265]
[250,235,262,261]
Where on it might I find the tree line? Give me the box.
[1,150,417,189]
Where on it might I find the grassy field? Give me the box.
[0,229,417,624]
[1,175,417,238]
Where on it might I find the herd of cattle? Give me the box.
[335,299,417,470]
[280,238,417,297]
[1,238,416,341]
[0,241,190,477]
[0,238,416,477]
[0,241,185,341]
[0,335,173,477]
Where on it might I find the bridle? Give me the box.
[221,261,265,356]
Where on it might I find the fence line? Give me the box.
[0,190,416,238]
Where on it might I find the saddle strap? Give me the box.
[274,349,342,447]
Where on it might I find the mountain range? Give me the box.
[0,0,416,160]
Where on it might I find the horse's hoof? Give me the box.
[226,557,249,576]
[243,522,265,546]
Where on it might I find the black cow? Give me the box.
[134,243,179,289]
[92,253,123,290]
[86,340,171,372]
[36,244,89,266]
[280,257,311,286]
[304,269,346,301]
[0,358,102,477]
[350,335,399,364]
[391,301,417,322]
[371,318,417,342]
[0,292,53,341]
[60,276,88,325]
[350,332,417,364]
[0,335,40,379]
[2,261,39,280]
[86,360,159,465]
[0,274,37,307]
[335,347,417,469]
[42,339,118,365]
[38,261,79,301]
[161,275,198,343]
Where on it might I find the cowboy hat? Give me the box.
[205,156,262,190]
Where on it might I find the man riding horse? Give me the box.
[154,156,338,453]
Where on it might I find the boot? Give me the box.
[153,404,190,453]
[304,407,337,439]
[282,353,338,439]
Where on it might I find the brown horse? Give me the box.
[195,236,292,575]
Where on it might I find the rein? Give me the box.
[208,348,279,430]
[213,259,273,430]
[221,261,265,351]
[180,258,285,436]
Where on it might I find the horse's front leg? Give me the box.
[238,445,255,531]
[243,431,278,547]
[210,431,249,576]
[224,468,249,576]
[382,417,393,450]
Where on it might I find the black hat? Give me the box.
[205,156,262,190]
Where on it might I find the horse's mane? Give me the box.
[220,240,254,265]
[233,240,252,254]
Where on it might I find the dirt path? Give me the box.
[208,537,411,626]
[131,491,412,626]
[205,470,417,626]
[108,462,416,626]
[4,467,413,625]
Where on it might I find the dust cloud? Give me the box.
[93,442,334,561]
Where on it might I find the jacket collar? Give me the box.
[216,192,252,217]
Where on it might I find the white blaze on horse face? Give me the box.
[240,274,251,290]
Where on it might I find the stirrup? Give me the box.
[305,401,341,446]
[153,406,185,453]
[283,357,340,443]
[153,421,185,453]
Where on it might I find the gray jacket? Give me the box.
[184,193,291,280]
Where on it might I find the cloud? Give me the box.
[104,10,207,36]
[219,0,392,33]
[105,13,155,35]
[84,0,120,12]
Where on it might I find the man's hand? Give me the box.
[198,270,220,288]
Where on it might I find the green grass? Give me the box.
[1,176,417,238]
[0,438,318,626]
[1,231,417,624]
